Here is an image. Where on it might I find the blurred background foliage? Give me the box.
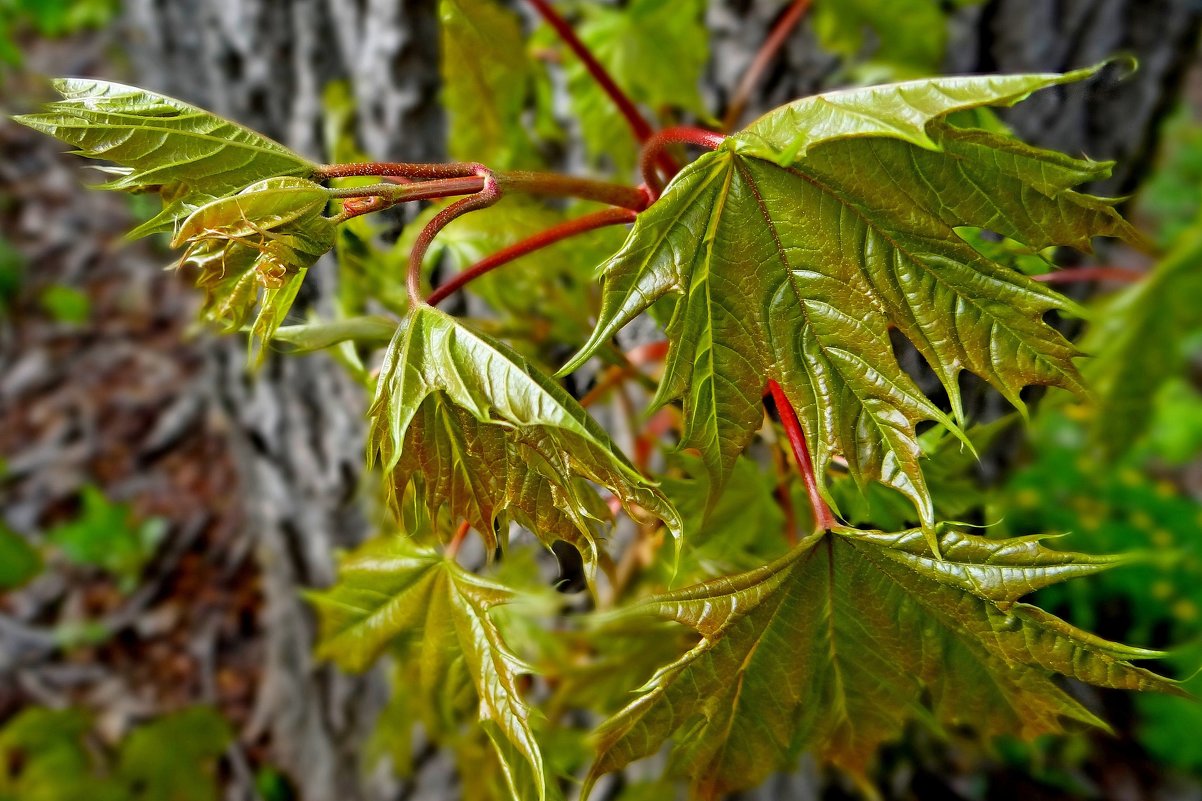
[2,1,1202,800]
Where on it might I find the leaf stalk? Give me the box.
[641,126,726,198]
[428,206,636,306]
[408,166,501,306]
[767,379,837,532]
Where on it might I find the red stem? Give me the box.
[446,520,471,560]
[498,171,648,211]
[722,0,811,132]
[315,162,484,180]
[641,126,726,199]
[767,379,836,532]
[525,0,678,178]
[1033,266,1144,285]
[428,207,636,306]
[525,0,653,144]
[408,168,501,305]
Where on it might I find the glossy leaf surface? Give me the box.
[588,527,1177,799]
[14,79,316,236]
[173,177,335,361]
[371,305,680,574]
[310,536,546,801]
[564,68,1136,543]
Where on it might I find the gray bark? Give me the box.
[118,1,1201,800]
[123,2,442,800]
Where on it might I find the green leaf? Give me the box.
[14,78,316,236]
[370,305,681,576]
[0,524,42,590]
[441,0,538,168]
[811,0,957,73]
[0,708,125,801]
[558,0,710,173]
[46,486,166,592]
[586,527,1178,798]
[564,68,1135,546]
[310,536,546,801]
[657,454,788,580]
[1080,216,1202,457]
[38,284,90,324]
[173,177,335,362]
[118,708,230,801]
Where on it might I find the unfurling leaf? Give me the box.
[370,305,681,577]
[562,67,1138,547]
[309,536,547,801]
[587,526,1179,799]
[173,177,335,361]
[14,78,316,236]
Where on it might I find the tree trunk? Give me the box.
[119,2,1200,800]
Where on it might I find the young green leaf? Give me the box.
[562,68,1136,545]
[371,305,680,576]
[14,79,317,236]
[117,708,230,801]
[1080,216,1202,457]
[309,536,546,801]
[441,0,539,168]
[173,177,335,362]
[0,524,42,590]
[0,708,125,801]
[586,526,1178,799]
[811,0,963,73]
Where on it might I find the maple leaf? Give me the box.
[14,79,316,237]
[309,536,547,801]
[561,67,1139,546]
[441,0,540,168]
[173,177,336,362]
[1080,217,1202,457]
[586,526,1181,799]
[371,305,681,576]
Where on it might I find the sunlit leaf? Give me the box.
[564,67,1136,548]
[172,177,335,362]
[370,305,680,576]
[14,79,316,236]
[812,0,959,73]
[587,526,1178,798]
[441,0,539,167]
[1080,216,1202,457]
[555,0,709,173]
[310,536,547,801]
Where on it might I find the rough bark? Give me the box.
[122,2,441,800]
